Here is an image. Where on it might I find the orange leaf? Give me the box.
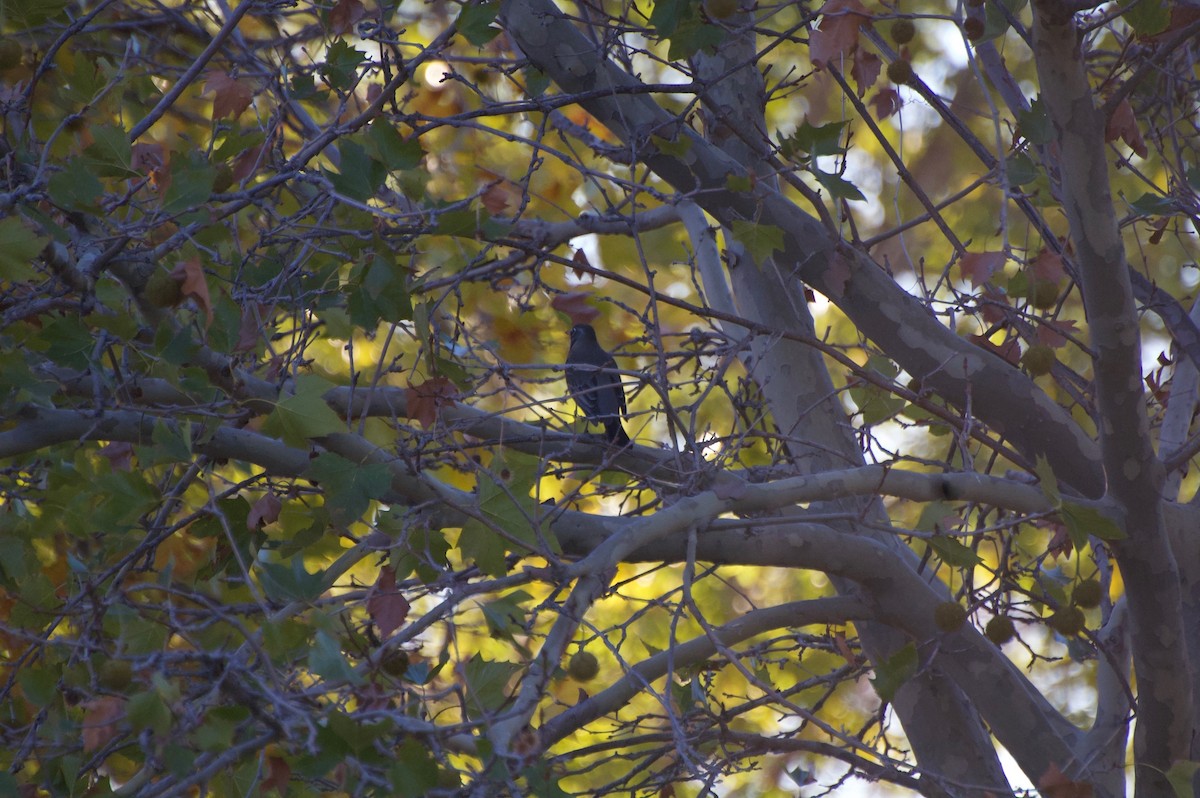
[405,377,459,428]
[170,258,213,326]
[1037,319,1078,349]
[1038,763,1093,797]
[204,71,253,121]
[82,696,125,753]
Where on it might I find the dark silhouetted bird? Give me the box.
[566,324,630,445]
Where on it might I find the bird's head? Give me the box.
[569,324,598,345]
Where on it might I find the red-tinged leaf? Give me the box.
[1030,248,1065,282]
[235,302,271,353]
[823,251,853,299]
[960,251,1007,288]
[570,248,592,279]
[550,291,599,324]
[368,567,410,638]
[232,142,267,183]
[833,628,859,666]
[480,180,518,215]
[204,71,253,121]
[248,493,281,529]
[968,333,1020,365]
[1104,99,1147,159]
[98,441,135,471]
[170,258,214,325]
[263,754,291,794]
[810,0,871,69]
[869,87,902,119]
[1045,522,1072,560]
[851,49,881,97]
[1037,319,1078,349]
[979,286,1010,325]
[82,697,124,753]
[1038,762,1094,797]
[131,142,164,175]
[405,377,459,428]
[329,0,366,35]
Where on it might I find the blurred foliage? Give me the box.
[1,0,1198,795]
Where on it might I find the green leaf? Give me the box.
[728,220,785,265]
[347,254,413,328]
[458,453,553,576]
[48,158,103,211]
[84,124,134,177]
[36,314,94,369]
[163,155,216,214]
[1122,0,1169,35]
[457,1,501,46]
[1129,192,1177,217]
[364,122,424,170]
[980,0,1028,42]
[1006,152,1039,186]
[308,630,364,685]
[1017,98,1052,146]
[482,590,533,640]
[303,452,392,526]
[17,665,60,708]
[461,654,520,717]
[128,690,173,734]
[1060,502,1126,551]
[870,642,917,703]
[1167,760,1200,798]
[781,120,850,159]
[523,66,550,98]
[927,535,983,568]
[0,216,48,283]
[262,374,345,446]
[1033,454,1060,505]
[388,739,440,798]
[328,139,387,201]
[256,557,327,603]
[813,167,866,202]
[321,39,366,90]
[648,0,724,59]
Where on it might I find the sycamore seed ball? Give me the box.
[1047,606,1086,636]
[985,615,1015,645]
[887,59,915,86]
[1021,345,1056,377]
[890,19,916,44]
[1072,579,1103,609]
[568,650,599,681]
[933,601,968,632]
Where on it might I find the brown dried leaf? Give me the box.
[405,377,459,428]
[1038,763,1093,797]
[810,0,872,69]
[368,566,411,638]
[1029,248,1065,283]
[851,49,881,97]
[1104,99,1147,159]
[550,291,599,324]
[960,251,1007,288]
[247,493,282,529]
[869,87,903,120]
[82,696,125,753]
[170,258,213,325]
[329,0,366,35]
[1037,319,1078,349]
[204,71,253,121]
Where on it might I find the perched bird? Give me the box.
[566,324,630,445]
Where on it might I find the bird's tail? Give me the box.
[606,419,631,446]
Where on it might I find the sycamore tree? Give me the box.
[2,0,1200,795]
